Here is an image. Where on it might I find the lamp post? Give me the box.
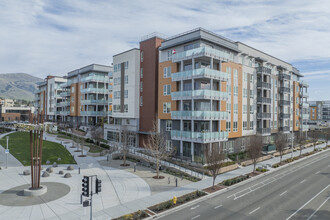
[6,136,9,169]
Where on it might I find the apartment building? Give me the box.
[58,64,112,127]
[0,99,15,107]
[0,106,35,122]
[34,76,67,121]
[104,49,140,147]
[308,100,330,122]
[157,28,309,160]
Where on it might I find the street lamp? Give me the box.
[6,136,9,169]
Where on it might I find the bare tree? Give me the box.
[90,126,103,146]
[120,125,133,166]
[322,128,330,146]
[205,144,225,189]
[247,135,263,173]
[295,132,306,157]
[274,133,287,163]
[309,130,320,151]
[144,121,175,179]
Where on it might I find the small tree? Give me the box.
[295,132,306,157]
[322,128,330,146]
[309,130,320,151]
[90,126,103,146]
[120,125,133,166]
[144,121,175,179]
[274,133,287,163]
[205,144,225,189]
[247,135,263,173]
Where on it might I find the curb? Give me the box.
[146,145,330,219]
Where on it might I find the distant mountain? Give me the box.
[0,73,42,101]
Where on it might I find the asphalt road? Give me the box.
[157,149,330,220]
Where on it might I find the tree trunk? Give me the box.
[156,159,159,178]
[212,176,216,190]
[280,154,282,163]
[314,143,316,151]
[300,145,302,157]
[123,152,126,165]
[253,162,256,173]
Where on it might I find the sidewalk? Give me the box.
[92,141,329,219]
[0,132,23,168]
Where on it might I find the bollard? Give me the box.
[78,167,80,174]
[134,163,136,172]
[80,194,82,204]
[175,178,178,187]
[168,177,170,184]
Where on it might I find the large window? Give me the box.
[107,131,119,142]
[163,85,171,96]
[163,102,171,113]
[226,122,231,132]
[233,121,238,132]
[164,66,171,78]
[124,90,128,98]
[140,68,143,78]
[166,120,172,131]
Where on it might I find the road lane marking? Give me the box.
[286,183,330,220]
[306,195,330,220]
[191,205,200,210]
[249,207,260,215]
[214,205,223,209]
[315,171,320,174]
[300,179,306,184]
[191,215,200,220]
[280,191,287,196]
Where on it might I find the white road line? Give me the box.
[307,195,330,220]
[190,205,200,210]
[280,191,287,196]
[191,215,200,220]
[249,207,260,215]
[286,183,330,220]
[214,205,223,209]
[315,171,320,174]
[300,179,306,184]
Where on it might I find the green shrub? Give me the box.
[222,175,248,186]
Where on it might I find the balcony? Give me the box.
[256,67,272,75]
[171,111,228,120]
[300,103,309,108]
[81,88,108,94]
[299,81,309,88]
[257,82,271,90]
[299,92,309,98]
[279,73,291,80]
[60,111,70,115]
[280,100,290,106]
[80,111,107,116]
[81,99,108,105]
[171,90,228,100]
[279,87,290,93]
[59,101,70,107]
[257,128,271,135]
[172,46,233,63]
[81,75,109,83]
[257,112,271,119]
[279,126,290,132]
[60,82,71,88]
[171,68,228,82]
[60,91,71,97]
[257,97,271,104]
[280,113,290,119]
[171,130,228,143]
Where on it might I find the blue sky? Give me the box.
[0,0,329,101]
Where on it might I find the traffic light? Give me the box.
[82,176,90,197]
[95,178,102,194]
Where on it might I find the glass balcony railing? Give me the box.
[81,75,109,83]
[60,111,70,115]
[300,91,309,98]
[80,111,107,116]
[300,103,309,108]
[302,114,309,120]
[60,92,71,97]
[171,130,228,142]
[172,46,233,62]
[299,81,309,88]
[171,90,228,100]
[302,125,309,131]
[81,99,108,105]
[171,111,228,120]
[171,68,228,81]
[59,101,70,107]
[81,88,108,93]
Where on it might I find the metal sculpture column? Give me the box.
[29,114,44,189]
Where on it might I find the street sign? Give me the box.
[5,149,9,154]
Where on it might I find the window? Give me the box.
[163,85,171,96]
[140,82,143,92]
[124,61,129,69]
[167,50,174,60]
[114,91,120,99]
[71,97,74,102]
[71,106,74,113]
[164,66,171,78]
[250,105,254,114]
[234,86,238,96]
[227,103,231,114]
[243,121,247,130]
[107,131,119,142]
[250,89,253,98]
[163,102,171,113]
[226,122,231,132]
[243,72,247,81]
[80,85,83,90]
[243,88,247,98]
[141,51,143,62]
[124,75,128,84]
[124,104,128,112]
[250,74,253,83]
[166,140,172,151]
[140,96,143,106]
[233,121,238,132]
[140,68,143,78]
[71,87,74,93]
[250,121,254,130]
[124,90,128,98]
[234,104,238,114]
[243,105,247,114]
[166,120,172,131]
[234,69,238,82]
[296,97,299,103]
[228,85,231,96]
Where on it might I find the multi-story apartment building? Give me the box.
[0,99,15,107]
[308,100,330,123]
[104,49,141,147]
[34,75,67,121]
[157,28,309,160]
[58,64,112,127]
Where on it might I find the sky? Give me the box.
[0,0,330,101]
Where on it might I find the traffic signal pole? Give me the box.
[81,175,101,220]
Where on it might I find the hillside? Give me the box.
[0,73,42,101]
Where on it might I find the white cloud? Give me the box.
[0,0,330,80]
